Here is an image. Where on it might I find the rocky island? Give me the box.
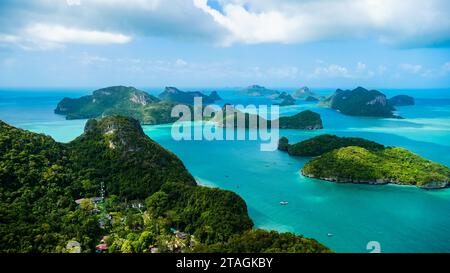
[320,87,401,118]
[292,87,321,100]
[278,94,296,106]
[158,86,220,104]
[55,86,178,125]
[242,85,279,97]
[0,116,330,253]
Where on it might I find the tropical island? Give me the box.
[278,94,296,106]
[0,116,330,253]
[55,86,221,125]
[277,110,323,129]
[158,86,220,104]
[388,95,415,106]
[279,134,450,189]
[319,87,401,118]
[302,146,450,189]
[278,134,384,156]
[215,108,323,130]
[242,85,279,97]
[55,86,177,124]
[292,87,321,100]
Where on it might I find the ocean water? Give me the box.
[1,87,450,253]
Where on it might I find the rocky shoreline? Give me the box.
[301,170,450,189]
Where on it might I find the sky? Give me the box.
[0,0,449,89]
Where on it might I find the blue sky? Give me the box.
[0,0,449,89]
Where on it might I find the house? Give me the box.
[95,243,108,253]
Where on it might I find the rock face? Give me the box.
[158,86,219,104]
[302,146,450,189]
[320,87,400,118]
[277,110,323,130]
[70,116,198,197]
[55,86,176,125]
[292,87,320,100]
[388,95,415,106]
[242,85,279,97]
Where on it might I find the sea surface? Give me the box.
[1,87,450,253]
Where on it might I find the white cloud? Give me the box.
[400,63,423,74]
[0,23,131,50]
[25,23,131,45]
[194,0,450,46]
[175,58,188,67]
[0,0,449,48]
[311,64,350,78]
[66,0,81,6]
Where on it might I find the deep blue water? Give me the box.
[1,87,450,253]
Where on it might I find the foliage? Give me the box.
[0,121,102,253]
[158,87,218,104]
[321,87,399,118]
[277,110,323,129]
[194,229,331,253]
[55,86,178,125]
[67,116,196,200]
[303,146,450,187]
[0,116,331,253]
[283,134,384,156]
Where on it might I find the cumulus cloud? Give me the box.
[0,0,449,49]
[194,0,450,47]
[27,23,131,44]
[0,0,225,50]
[0,23,131,50]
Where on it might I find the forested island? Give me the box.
[55,86,220,125]
[279,134,450,189]
[158,86,220,104]
[278,134,384,156]
[302,146,450,189]
[388,95,415,106]
[319,87,401,118]
[0,116,330,253]
[215,108,323,130]
[292,87,321,100]
[241,85,279,97]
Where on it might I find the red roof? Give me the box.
[96,244,108,250]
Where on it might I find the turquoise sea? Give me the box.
[1,87,450,253]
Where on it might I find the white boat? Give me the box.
[327,233,334,237]
[279,201,289,205]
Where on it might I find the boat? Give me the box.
[327,233,334,237]
[280,201,289,205]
